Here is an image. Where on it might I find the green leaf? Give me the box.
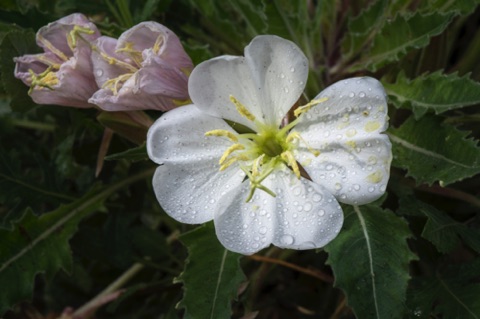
[385,71,480,118]
[398,197,480,253]
[407,259,480,318]
[0,27,38,112]
[363,12,454,71]
[176,223,245,319]
[422,0,480,15]
[388,116,480,185]
[0,187,105,314]
[105,143,148,162]
[325,205,415,319]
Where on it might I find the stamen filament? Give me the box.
[281,151,301,178]
[37,34,69,62]
[205,129,238,142]
[230,95,255,121]
[286,131,320,156]
[219,144,245,164]
[293,97,328,118]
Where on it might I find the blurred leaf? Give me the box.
[422,0,480,15]
[325,205,415,319]
[341,0,388,57]
[176,223,245,319]
[362,12,454,71]
[385,71,480,118]
[0,27,38,112]
[389,116,480,185]
[407,259,480,318]
[399,197,480,253]
[0,187,104,315]
[105,143,148,162]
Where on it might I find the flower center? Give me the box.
[205,95,326,202]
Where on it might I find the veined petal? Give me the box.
[189,35,308,130]
[214,169,343,255]
[147,105,245,223]
[244,35,308,126]
[293,77,391,205]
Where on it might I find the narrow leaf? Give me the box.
[104,143,148,162]
[0,187,105,314]
[325,205,415,319]
[364,12,454,71]
[385,71,480,118]
[176,223,245,319]
[423,0,480,15]
[388,116,480,185]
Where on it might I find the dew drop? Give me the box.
[280,73,285,78]
[353,184,361,191]
[298,241,316,249]
[95,69,104,77]
[304,202,312,212]
[368,186,375,193]
[280,234,295,245]
[290,67,295,72]
[319,209,325,216]
[284,87,289,93]
[293,187,301,196]
[349,92,355,98]
[359,91,366,98]
[312,193,323,202]
[259,226,268,234]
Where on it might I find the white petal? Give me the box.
[293,77,391,205]
[152,161,244,224]
[214,169,343,255]
[147,104,233,164]
[147,105,245,224]
[189,35,308,129]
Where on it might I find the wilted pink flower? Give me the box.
[14,13,101,108]
[89,22,193,111]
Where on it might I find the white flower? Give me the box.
[147,35,392,255]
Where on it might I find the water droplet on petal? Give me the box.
[359,91,366,98]
[312,193,323,202]
[290,67,295,72]
[319,209,325,216]
[284,87,289,93]
[259,226,268,234]
[280,234,295,245]
[298,241,316,249]
[349,92,355,98]
[280,73,285,78]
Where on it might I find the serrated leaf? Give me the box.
[0,187,105,315]
[385,71,480,119]
[325,205,415,319]
[388,116,480,185]
[407,259,480,318]
[399,197,480,253]
[176,223,245,319]
[105,143,148,162]
[423,0,480,15]
[363,12,454,71]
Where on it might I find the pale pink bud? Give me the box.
[88,21,193,111]
[14,13,100,108]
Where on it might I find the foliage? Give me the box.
[0,0,480,318]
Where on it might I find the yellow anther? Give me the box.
[205,129,238,142]
[153,34,164,55]
[68,25,95,49]
[28,67,59,93]
[294,97,328,118]
[286,131,320,157]
[230,95,256,122]
[220,154,250,171]
[219,144,245,164]
[281,151,301,179]
[102,73,134,95]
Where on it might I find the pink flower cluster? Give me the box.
[14,13,193,111]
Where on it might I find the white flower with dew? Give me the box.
[147,35,392,255]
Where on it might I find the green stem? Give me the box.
[11,119,56,131]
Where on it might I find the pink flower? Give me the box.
[89,22,193,111]
[14,13,101,108]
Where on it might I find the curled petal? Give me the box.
[294,77,391,204]
[214,169,343,255]
[147,105,245,223]
[189,35,308,129]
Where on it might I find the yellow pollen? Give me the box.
[28,67,59,93]
[205,129,238,142]
[230,95,256,121]
[294,97,328,118]
[219,144,245,164]
[281,151,300,178]
[153,34,164,55]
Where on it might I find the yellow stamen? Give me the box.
[37,34,69,62]
[153,34,164,55]
[219,154,250,171]
[281,151,300,178]
[294,97,328,118]
[230,95,256,121]
[28,67,59,93]
[219,144,245,164]
[205,129,238,142]
[102,73,135,95]
[67,25,95,50]
[115,42,143,67]
[251,154,265,177]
